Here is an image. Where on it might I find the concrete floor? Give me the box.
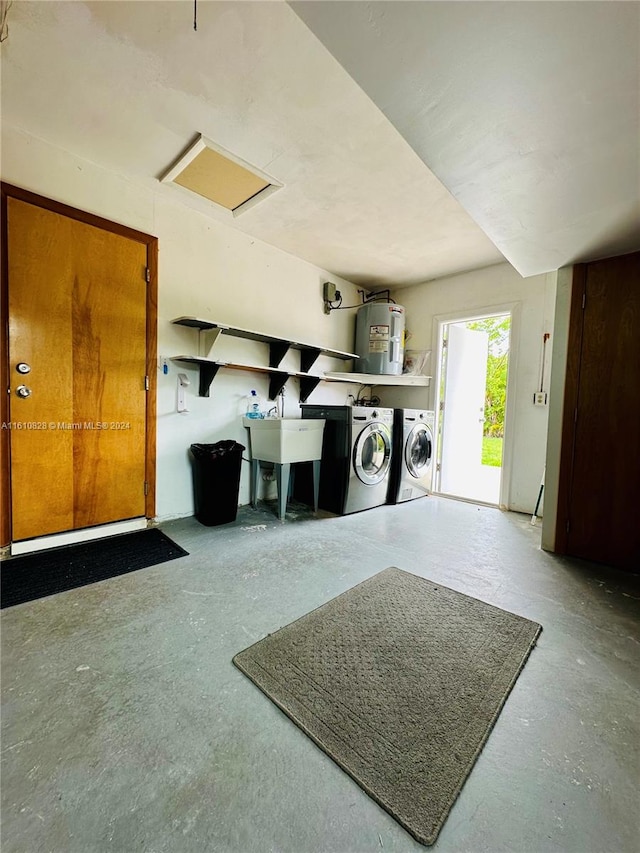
[1,496,639,853]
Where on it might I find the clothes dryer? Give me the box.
[388,408,435,504]
[299,404,393,514]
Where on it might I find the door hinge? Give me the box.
[144,481,149,496]
[574,407,578,423]
[144,375,150,391]
[566,520,570,533]
[442,338,448,348]
[436,462,441,472]
[145,268,151,283]
[582,292,586,309]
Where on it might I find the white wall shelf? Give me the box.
[171,317,429,399]
[324,372,431,387]
[170,356,323,401]
[172,316,358,372]
[171,316,357,400]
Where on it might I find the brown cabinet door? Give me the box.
[7,197,148,541]
[566,251,640,569]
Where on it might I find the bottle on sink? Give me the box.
[245,389,264,419]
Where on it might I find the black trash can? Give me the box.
[190,441,245,526]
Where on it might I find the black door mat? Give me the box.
[1,528,188,609]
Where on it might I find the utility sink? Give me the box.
[243,417,325,464]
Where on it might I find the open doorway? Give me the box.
[435,313,511,505]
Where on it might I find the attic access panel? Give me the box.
[161,134,282,216]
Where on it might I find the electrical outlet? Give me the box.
[323,282,337,314]
[533,392,548,406]
[323,282,337,302]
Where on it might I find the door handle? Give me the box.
[16,385,32,398]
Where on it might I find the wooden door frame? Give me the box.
[553,263,586,554]
[0,183,158,548]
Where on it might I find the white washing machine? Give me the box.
[388,409,435,504]
[345,406,394,514]
[299,404,393,514]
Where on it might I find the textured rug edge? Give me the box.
[234,566,540,659]
[425,619,543,845]
[232,650,438,846]
[232,567,543,847]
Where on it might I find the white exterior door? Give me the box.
[439,324,489,499]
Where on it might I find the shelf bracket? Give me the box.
[268,371,290,400]
[268,341,290,368]
[299,375,322,404]
[198,363,221,397]
[199,328,223,358]
[299,347,321,373]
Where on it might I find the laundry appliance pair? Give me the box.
[298,404,435,514]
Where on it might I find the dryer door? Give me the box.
[405,424,433,478]
[353,422,392,485]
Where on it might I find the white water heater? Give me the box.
[355,302,405,375]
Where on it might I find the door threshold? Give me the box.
[10,518,148,556]
[433,492,500,509]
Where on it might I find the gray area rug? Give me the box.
[233,567,542,846]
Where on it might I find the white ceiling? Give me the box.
[1,1,638,288]
[293,0,640,277]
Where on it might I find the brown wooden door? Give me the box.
[566,251,640,569]
[7,197,149,541]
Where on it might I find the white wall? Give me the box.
[383,264,557,514]
[2,126,365,520]
[1,126,559,521]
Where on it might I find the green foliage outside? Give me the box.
[467,316,510,440]
[482,436,503,467]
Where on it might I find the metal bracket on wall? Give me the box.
[170,357,222,397]
[195,362,221,397]
[198,328,223,358]
[299,375,322,403]
[268,341,290,368]
[267,371,290,400]
[299,347,321,374]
